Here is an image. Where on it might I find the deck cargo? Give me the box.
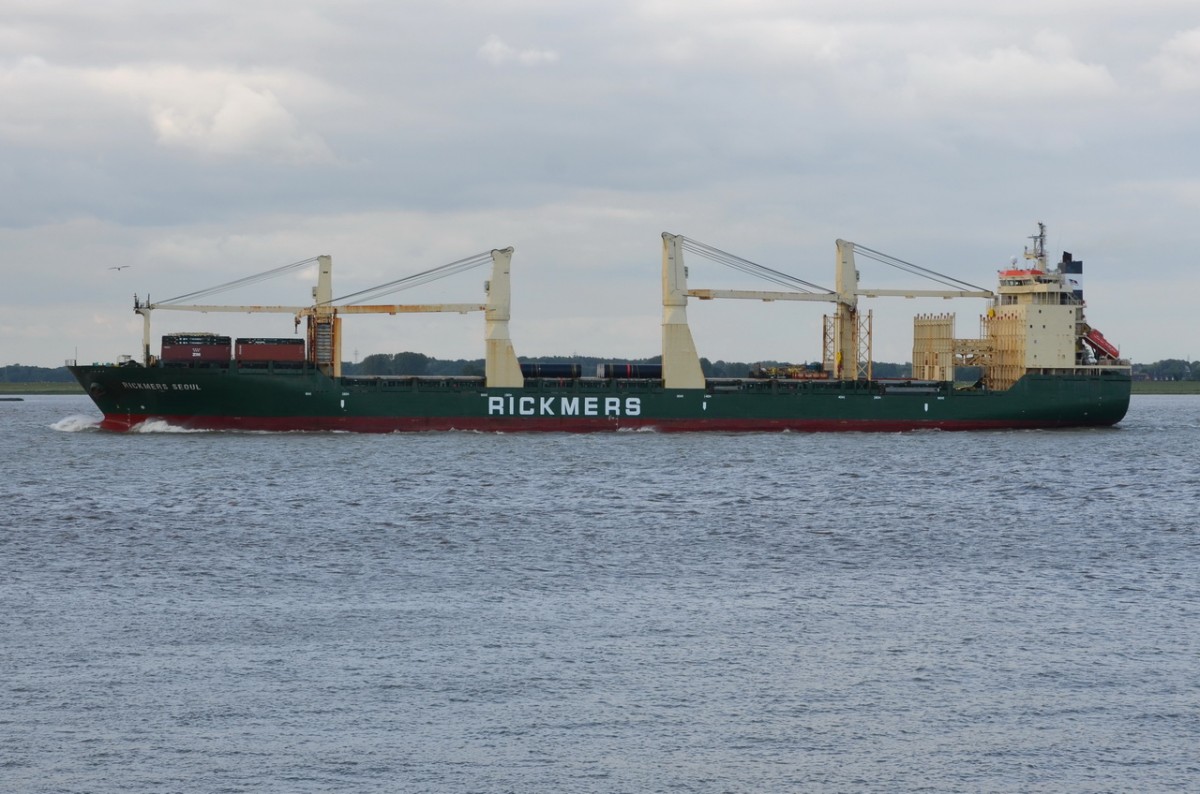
[235,338,306,362]
[520,363,582,379]
[598,363,664,379]
[160,334,231,365]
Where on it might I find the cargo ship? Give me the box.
[69,224,1131,432]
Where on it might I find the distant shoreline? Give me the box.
[1131,381,1200,395]
[0,383,84,395]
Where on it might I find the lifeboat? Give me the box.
[1083,327,1120,359]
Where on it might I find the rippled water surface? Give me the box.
[3,395,1199,792]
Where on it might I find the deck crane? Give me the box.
[659,233,994,387]
[131,248,523,387]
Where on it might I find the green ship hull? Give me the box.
[69,364,1131,432]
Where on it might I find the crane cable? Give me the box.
[851,244,990,293]
[679,237,832,294]
[156,257,321,305]
[332,251,495,305]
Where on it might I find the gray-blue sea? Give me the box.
[3,394,1198,793]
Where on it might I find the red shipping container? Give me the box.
[235,338,305,362]
[161,334,231,363]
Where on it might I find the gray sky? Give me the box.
[4,1,1199,368]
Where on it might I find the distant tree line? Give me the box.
[1132,359,1200,381]
[341,352,916,379]
[6,357,1195,382]
[349,352,483,377]
[345,356,1194,380]
[1,364,75,383]
[0,357,999,382]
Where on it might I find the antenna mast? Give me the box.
[1024,221,1047,270]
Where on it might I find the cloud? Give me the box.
[4,3,1200,367]
[905,31,1116,104]
[647,17,847,67]
[0,56,130,148]
[1,54,337,163]
[477,34,559,66]
[1147,27,1200,91]
[87,66,336,163]
[150,82,332,162]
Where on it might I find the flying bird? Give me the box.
[108,266,131,271]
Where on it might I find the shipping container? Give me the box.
[235,337,306,362]
[161,334,231,365]
[597,363,663,379]
[520,363,581,379]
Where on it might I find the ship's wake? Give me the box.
[130,419,211,434]
[50,415,102,432]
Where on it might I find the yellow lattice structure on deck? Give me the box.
[913,314,955,380]
[953,336,994,374]
[980,310,1026,390]
[823,310,873,379]
[913,313,997,384]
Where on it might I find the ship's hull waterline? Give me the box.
[70,365,1131,433]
